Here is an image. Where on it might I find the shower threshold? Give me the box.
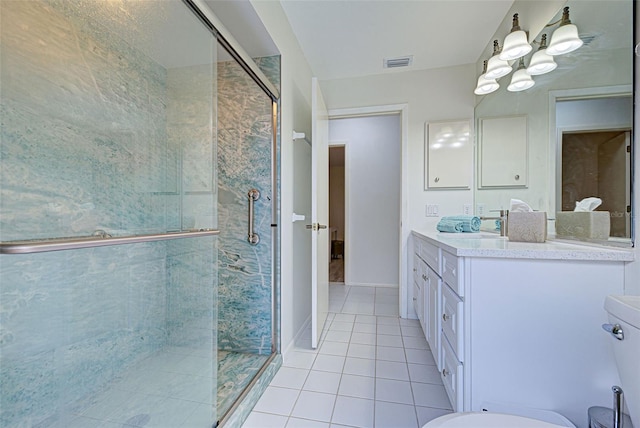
[216,351,270,420]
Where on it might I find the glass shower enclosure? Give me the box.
[0,0,279,426]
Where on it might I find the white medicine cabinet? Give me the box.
[425,120,473,190]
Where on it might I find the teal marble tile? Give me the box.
[0,0,217,418]
[0,1,281,426]
[217,351,270,418]
[222,354,283,428]
[217,59,275,355]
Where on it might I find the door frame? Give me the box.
[328,104,410,318]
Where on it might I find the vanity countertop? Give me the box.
[412,229,635,261]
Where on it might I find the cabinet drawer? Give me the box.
[418,238,440,274]
[441,283,464,360]
[442,251,463,297]
[441,335,463,411]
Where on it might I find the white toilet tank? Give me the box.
[604,295,640,428]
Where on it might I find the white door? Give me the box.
[311,77,330,348]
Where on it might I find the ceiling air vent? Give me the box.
[384,55,413,69]
[579,34,596,46]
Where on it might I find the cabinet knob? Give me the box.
[422,274,427,280]
[413,268,417,272]
[442,368,449,377]
[442,313,450,322]
[434,177,440,183]
[515,174,520,180]
[413,297,417,301]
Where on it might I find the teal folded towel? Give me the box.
[440,215,481,232]
[436,219,464,233]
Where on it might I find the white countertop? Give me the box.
[412,229,635,261]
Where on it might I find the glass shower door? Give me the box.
[0,1,219,426]
[215,48,277,420]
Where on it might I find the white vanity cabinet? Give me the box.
[409,231,633,427]
[411,236,442,369]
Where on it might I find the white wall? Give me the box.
[329,115,401,287]
[322,66,475,314]
[250,0,315,351]
[321,65,476,234]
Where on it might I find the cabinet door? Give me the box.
[427,269,441,369]
[478,115,528,188]
[425,120,472,189]
[413,255,426,325]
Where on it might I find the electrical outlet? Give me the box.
[476,203,486,216]
[463,204,472,215]
[425,204,431,217]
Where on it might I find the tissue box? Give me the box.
[508,212,547,243]
[555,211,610,239]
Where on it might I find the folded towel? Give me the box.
[440,215,481,232]
[437,219,464,233]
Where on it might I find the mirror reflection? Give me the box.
[474,0,633,245]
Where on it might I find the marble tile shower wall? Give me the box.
[216,56,279,355]
[0,1,216,426]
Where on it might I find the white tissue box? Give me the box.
[555,211,610,239]
[508,212,547,243]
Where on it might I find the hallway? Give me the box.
[242,285,453,428]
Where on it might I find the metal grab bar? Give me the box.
[248,188,260,245]
[0,229,219,255]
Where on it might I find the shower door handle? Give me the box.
[248,189,260,245]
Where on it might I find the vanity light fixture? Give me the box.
[546,7,583,55]
[526,34,557,75]
[474,60,500,95]
[499,14,532,61]
[507,57,535,92]
[485,40,513,80]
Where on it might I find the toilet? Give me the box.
[423,404,575,428]
[425,294,640,428]
[603,294,640,428]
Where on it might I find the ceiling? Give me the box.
[205,0,516,81]
[279,1,516,81]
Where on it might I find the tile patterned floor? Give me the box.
[329,259,344,283]
[242,285,453,428]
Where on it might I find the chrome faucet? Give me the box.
[480,209,509,236]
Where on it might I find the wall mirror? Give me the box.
[474,0,634,246]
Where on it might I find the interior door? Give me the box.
[311,77,330,348]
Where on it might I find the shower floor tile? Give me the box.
[50,346,270,428]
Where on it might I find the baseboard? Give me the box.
[347,282,399,288]
[282,315,311,357]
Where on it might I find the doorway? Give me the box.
[329,145,346,283]
[561,130,631,238]
[328,114,401,289]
